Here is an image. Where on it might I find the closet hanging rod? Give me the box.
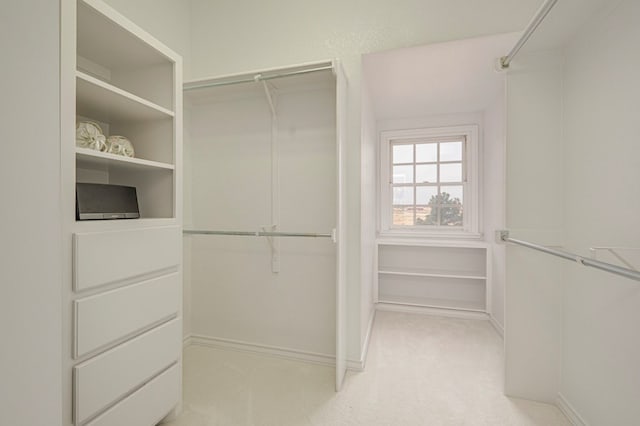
[499,230,640,282]
[499,0,558,69]
[183,65,334,91]
[183,229,334,238]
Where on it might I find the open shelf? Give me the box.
[77,71,173,123]
[76,148,174,172]
[77,0,172,71]
[378,294,485,312]
[375,240,490,312]
[77,0,175,111]
[378,268,486,280]
[74,217,177,231]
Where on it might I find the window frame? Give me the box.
[379,125,480,238]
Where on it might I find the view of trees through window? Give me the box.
[417,192,463,226]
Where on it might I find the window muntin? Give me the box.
[390,136,466,228]
[380,125,479,237]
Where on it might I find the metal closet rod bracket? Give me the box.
[497,0,559,70]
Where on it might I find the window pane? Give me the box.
[392,165,413,184]
[393,206,414,226]
[416,143,437,163]
[440,141,462,161]
[441,185,463,203]
[415,164,437,183]
[441,205,463,226]
[416,186,438,204]
[392,186,414,205]
[415,206,437,226]
[392,144,413,164]
[440,163,462,182]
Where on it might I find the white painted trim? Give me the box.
[335,58,349,390]
[373,243,379,303]
[489,315,504,338]
[182,334,192,348]
[185,335,366,372]
[556,393,588,426]
[376,302,489,320]
[376,237,489,248]
[355,309,377,371]
[189,335,335,367]
[485,246,493,315]
[379,124,480,236]
[346,359,364,371]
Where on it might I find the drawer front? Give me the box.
[85,364,179,426]
[74,226,180,292]
[74,320,181,425]
[74,273,180,358]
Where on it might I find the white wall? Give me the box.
[186,82,338,358]
[504,50,565,402]
[560,0,640,422]
[377,113,484,145]
[189,0,543,360]
[0,2,62,425]
[103,0,192,78]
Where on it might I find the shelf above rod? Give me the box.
[183,64,334,91]
[183,229,334,238]
[378,270,486,280]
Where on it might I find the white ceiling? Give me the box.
[363,32,519,120]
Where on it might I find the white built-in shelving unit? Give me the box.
[61,0,183,424]
[375,239,491,313]
[74,0,179,221]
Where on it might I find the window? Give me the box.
[380,125,479,237]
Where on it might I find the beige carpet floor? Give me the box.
[164,311,571,426]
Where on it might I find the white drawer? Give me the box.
[74,273,180,358]
[73,226,180,292]
[74,320,181,425]
[86,364,180,426]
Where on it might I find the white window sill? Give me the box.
[376,231,488,248]
[378,229,483,241]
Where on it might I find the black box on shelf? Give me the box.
[76,183,140,220]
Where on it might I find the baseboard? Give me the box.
[376,302,489,321]
[182,333,192,348]
[489,315,504,338]
[346,359,364,371]
[556,393,587,426]
[186,334,367,372]
[189,334,336,367]
[347,308,376,372]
